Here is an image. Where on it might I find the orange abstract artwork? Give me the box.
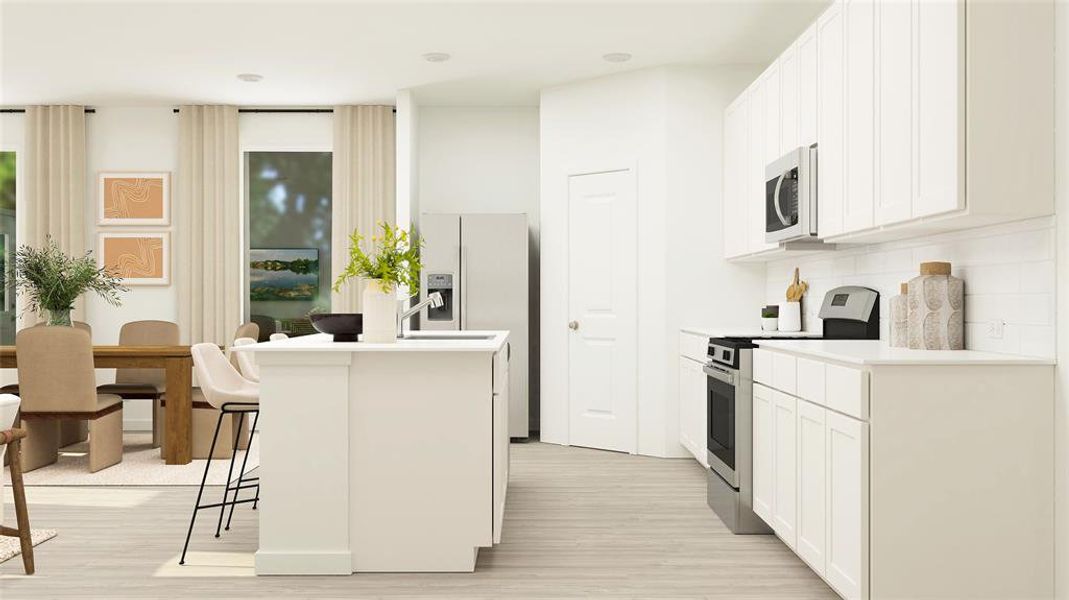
[101,235,167,283]
[102,176,165,220]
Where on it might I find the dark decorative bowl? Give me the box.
[309,313,364,342]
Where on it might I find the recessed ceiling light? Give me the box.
[422,52,452,63]
[237,73,263,83]
[602,52,632,63]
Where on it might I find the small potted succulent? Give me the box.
[761,305,779,332]
[11,237,126,326]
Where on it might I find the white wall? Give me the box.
[764,217,1057,358]
[395,90,419,229]
[416,104,542,429]
[1055,2,1069,596]
[540,66,765,457]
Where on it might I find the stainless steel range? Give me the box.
[705,286,880,534]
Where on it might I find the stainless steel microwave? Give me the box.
[765,144,817,244]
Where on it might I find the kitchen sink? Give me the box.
[401,333,496,341]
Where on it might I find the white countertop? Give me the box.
[233,330,509,353]
[755,339,1055,366]
[681,326,823,339]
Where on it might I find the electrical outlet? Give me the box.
[987,319,1005,340]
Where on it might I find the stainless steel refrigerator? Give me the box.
[419,213,529,438]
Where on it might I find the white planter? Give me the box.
[779,302,802,332]
[761,317,779,332]
[362,279,397,343]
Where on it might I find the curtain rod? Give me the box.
[0,108,96,114]
[171,108,337,114]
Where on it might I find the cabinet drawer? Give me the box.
[772,352,797,395]
[824,364,868,420]
[679,332,709,362]
[796,358,826,405]
[754,349,772,385]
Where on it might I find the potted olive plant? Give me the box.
[11,237,126,326]
[333,222,421,343]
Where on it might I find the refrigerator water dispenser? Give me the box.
[425,273,454,321]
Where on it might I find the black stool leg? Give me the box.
[179,410,226,565]
[225,409,259,531]
[215,410,245,538]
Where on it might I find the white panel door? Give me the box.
[817,1,846,238]
[875,0,913,226]
[752,383,774,523]
[797,24,819,148]
[780,44,800,153]
[826,410,869,600]
[796,398,827,576]
[748,80,775,253]
[723,94,750,258]
[567,170,637,453]
[914,0,963,219]
[678,357,708,467]
[772,390,798,549]
[844,0,876,233]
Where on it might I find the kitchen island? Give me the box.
[233,330,510,575]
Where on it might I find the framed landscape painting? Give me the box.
[98,232,170,286]
[249,248,319,301]
[98,171,170,225]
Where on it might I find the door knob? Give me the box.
[568,320,579,331]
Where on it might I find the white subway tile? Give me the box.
[958,264,1021,295]
[1019,325,1056,358]
[1019,261,1056,294]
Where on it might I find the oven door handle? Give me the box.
[703,364,735,385]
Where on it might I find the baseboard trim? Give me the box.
[254,550,352,575]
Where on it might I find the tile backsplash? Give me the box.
[765,216,1056,358]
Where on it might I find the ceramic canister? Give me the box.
[907,262,964,350]
[890,283,909,348]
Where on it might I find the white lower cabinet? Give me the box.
[754,364,867,599]
[678,355,708,467]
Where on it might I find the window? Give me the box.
[0,151,14,345]
[245,152,331,339]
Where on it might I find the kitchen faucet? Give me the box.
[397,292,444,338]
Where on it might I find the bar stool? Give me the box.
[268,333,289,342]
[179,343,260,566]
[232,337,259,382]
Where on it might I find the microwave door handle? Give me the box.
[773,170,792,227]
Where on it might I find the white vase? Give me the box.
[761,317,779,332]
[362,279,397,343]
[907,261,964,350]
[779,302,802,332]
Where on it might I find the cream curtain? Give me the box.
[331,105,396,312]
[24,106,87,322]
[176,106,240,345]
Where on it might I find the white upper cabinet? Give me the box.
[874,0,913,226]
[797,24,819,149]
[779,44,800,154]
[723,94,750,259]
[749,77,776,254]
[843,0,875,234]
[816,2,845,239]
[762,63,782,164]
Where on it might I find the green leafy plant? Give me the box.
[11,237,127,317]
[333,222,422,296]
[761,305,779,319]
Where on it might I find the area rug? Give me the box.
[0,529,56,565]
[4,433,258,487]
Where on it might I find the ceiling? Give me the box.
[0,1,829,107]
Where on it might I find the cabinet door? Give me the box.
[752,383,775,523]
[843,0,876,233]
[763,63,782,164]
[825,411,869,600]
[797,24,819,148]
[874,0,913,226]
[678,357,708,467]
[796,399,827,575]
[723,94,750,258]
[772,390,798,549]
[780,44,800,153]
[748,79,775,252]
[914,0,962,219]
[817,1,845,238]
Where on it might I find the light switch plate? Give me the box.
[986,319,1005,340]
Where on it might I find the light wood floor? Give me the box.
[1,442,836,599]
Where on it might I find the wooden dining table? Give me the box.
[0,345,194,465]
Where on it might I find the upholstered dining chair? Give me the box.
[268,333,289,342]
[0,393,33,574]
[180,343,260,566]
[15,327,123,472]
[0,321,93,398]
[97,320,179,448]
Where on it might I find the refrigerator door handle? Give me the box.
[459,244,466,330]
